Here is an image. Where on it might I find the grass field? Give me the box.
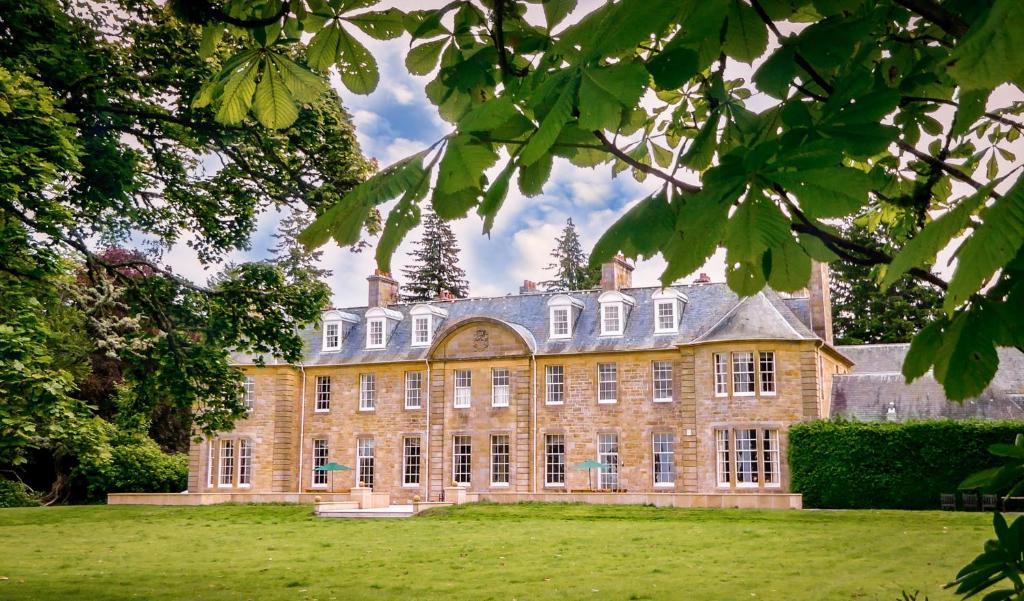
[0,502,994,601]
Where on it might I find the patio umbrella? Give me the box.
[314,462,352,492]
[574,460,607,491]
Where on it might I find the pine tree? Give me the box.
[269,209,332,283]
[831,221,944,345]
[542,218,600,291]
[401,211,469,301]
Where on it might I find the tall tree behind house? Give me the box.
[401,211,470,301]
[270,208,332,283]
[542,218,600,292]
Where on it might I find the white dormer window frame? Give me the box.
[320,310,357,352]
[598,291,635,337]
[547,295,583,340]
[364,307,403,350]
[323,322,341,350]
[409,304,448,347]
[652,289,687,335]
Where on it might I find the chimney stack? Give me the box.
[808,261,834,345]
[367,270,399,307]
[435,289,455,301]
[519,280,537,294]
[600,254,634,291]
[694,273,711,285]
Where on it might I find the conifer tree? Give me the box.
[270,209,332,283]
[401,211,469,301]
[542,218,600,292]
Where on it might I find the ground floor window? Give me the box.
[715,427,781,488]
[545,434,565,486]
[238,439,252,486]
[219,440,235,487]
[598,433,619,490]
[491,434,510,486]
[453,435,472,485]
[312,438,328,487]
[403,437,421,486]
[357,438,375,488]
[652,433,675,487]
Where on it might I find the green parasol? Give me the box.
[574,460,608,490]
[314,462,352,492]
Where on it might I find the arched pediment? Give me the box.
[428,316,536,360]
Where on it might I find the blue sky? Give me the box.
[160,8,728,308]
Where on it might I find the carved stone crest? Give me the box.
[472,328,489,351]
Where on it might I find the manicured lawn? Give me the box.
[0,502,994,600]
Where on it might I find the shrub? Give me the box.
[789,420,1024,509]
[0,478,40,508]
[73,436,188,503]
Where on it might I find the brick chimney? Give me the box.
[367,270,399,307]
[694,273,711,284]
[808,261,833,345]
[519,280,537,294]
[435,289,455,301]
[600,254,634,291]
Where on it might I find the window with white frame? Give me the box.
[359,373,376,411]
[366,318,385,348]
[312,439,328,487]
[206,442,214,487]
[454,369,471,408]
[759,351,776,395]
[550,307,570,338]
[323,322,340,351]
[715,429,731,486]
[238,439,252,486]
[655,301,676,333]
[601,303,622,336]
[403,437,421,486]
[545,434,565,486]
[243,375,255,410]
[732,352,755,395]
[735,428,758,486]
[763,429,781,487]
[405,371,422,409]
[597,363,617,403]
[218,439,234,487]
[652,361,673,402]
[357,438,375,488]
[653,433,675,487]
[490,434,510,486]
[545,365,564,405]
[598,433,619,490]
[314,376,331,412]
[412,315,431,346]
[714,353,729,396]
[491,368,510,407]
[453,435,472,485]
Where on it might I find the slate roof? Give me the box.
[233,283,817,366]
[831,344,1024,421]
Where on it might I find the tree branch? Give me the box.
[896,141,1002,199]
[750,0,834,95]
[491,0,528,78]
[592,131,701,194]
[893,0,969,38]
[900,96,1024,133]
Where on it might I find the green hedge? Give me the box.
[73,436,188,503]
[0,479,40,508]
[789,420,1024,509]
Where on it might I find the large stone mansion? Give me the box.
[188,256,866,504]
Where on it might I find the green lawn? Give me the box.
[0,502,994,600]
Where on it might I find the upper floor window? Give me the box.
[324,322,340,350]
[732,352,755,395]
[364,307,402,349]
[597,363,617,404]
[321,309,357,351]
[652,361,672,402]
[714,351,776,397]
[714,354,729,396]
[547,295,583,340]
[242,375,255,410]
[491,368,510,407]
[454,369,472,408]
[598,291,635,336]
[410,304,447,347]
[405,371,422,409]
[652,289,686,334]
[759,352,776,395]
[314,376,331,412]
[367,318,385,348]
[413,316,430,346]
[359,373,375,411]
[545,365,564,405]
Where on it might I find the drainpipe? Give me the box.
[424,358,431,500]
[297,363,307,493]
[531,352,537,493]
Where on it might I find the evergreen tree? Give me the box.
[831,222,944,345]
[401,212,469,301]
[542,218,600,291]
[269,209,332,283]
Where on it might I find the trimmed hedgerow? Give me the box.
[73,437,188,503]
[789,420,1024,509]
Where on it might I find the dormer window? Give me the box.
[409,304,448,347]
[321,310,358,351]
[547,295,583,340]
[364,307,403,350]
[652,289,687,335]
[598,291,635,337]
